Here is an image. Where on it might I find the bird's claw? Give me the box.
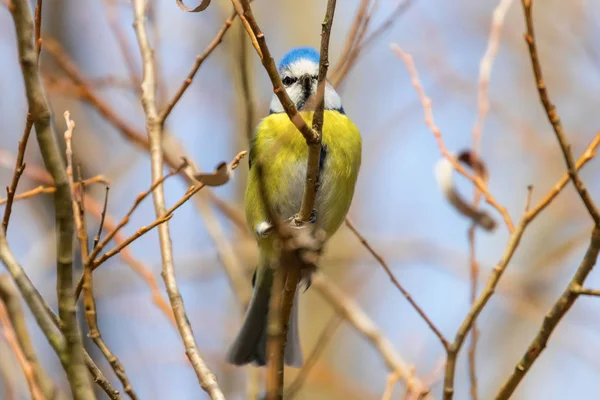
[290,209,317,228]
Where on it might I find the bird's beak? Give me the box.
[301,74,312,92]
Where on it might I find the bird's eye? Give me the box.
[282,76,296,86]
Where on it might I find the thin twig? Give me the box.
[86,160,187,268]
[159,9,237,123]
[345,218,449,348]
[0,176,109,205]
[92,185,110,250]
[8,1,94,397]
[84,197,175,325]
[132,1,224,395]
[91,214,174,268]
[572,287,600,296]
[520,0,599,224]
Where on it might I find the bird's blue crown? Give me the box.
[278,47,320,70]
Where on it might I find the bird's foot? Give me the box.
[290,209,317,228]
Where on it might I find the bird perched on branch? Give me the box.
[227,47,362,367]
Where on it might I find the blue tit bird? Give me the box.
[226,47,362,367]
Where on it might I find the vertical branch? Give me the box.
[8,1,94,398]
[131,1,224,398]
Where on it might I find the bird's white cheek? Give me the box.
[286,84,304,106]
[269,84,303,112]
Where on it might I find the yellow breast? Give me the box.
[245,110,361,251]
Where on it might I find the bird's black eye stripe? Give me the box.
[282,76,297,86]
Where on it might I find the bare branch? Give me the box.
[132,1,225,395]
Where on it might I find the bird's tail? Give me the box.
[226,267,303,367]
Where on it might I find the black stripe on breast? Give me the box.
[319,143,328,182]
[248,136,256,169]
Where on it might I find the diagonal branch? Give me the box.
[159,9,238,123]
[346,218,449,348]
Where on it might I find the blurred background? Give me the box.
[2,0,600,399]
